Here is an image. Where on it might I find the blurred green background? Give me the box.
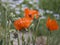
[0,0,60,45]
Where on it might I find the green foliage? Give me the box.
[0,0,60,45]
[39,0,60,14]
[0,39,3,45]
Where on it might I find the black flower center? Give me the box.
[29,14,32,17]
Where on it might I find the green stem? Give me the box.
[35,18,40,32]
[8,20,11,45]
[47,30,51,45]
[32,36,36,45]
[5,4,8,45]
[11,40,13,45]
[2,39,4,45]
[47,34,49,45]
[49,31,51,45]
[4,1,10,45]
[8,32,12,45]
[32,18,40,45]
[22,33,25,45]
[17,30,20,45]
[27,36,30,45]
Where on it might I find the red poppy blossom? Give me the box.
[14,17,32,30]
[14,8,39,30]
[24,8,39,20]
[46,17,59,31]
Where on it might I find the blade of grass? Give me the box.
[17,30,20,45]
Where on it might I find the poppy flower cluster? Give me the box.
[14,8,39,30]
[24,8,39,20]
[46,17,59,31]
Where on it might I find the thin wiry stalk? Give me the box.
[32,35,36,45]
[4,1,9,45]
[35,18,40,32]
[26,36,30,45]
[31,18,40,45]
[8,33,11,45]
[5,4,8,45]
[46,30,51,45]
[2,39,4,45]
[0,1,4,45]
[22,33,25,45]
[8,20,11,45]
[47,34,49,45]
[27,28,30,45]
[11,40,13,45]
[17,30,20,45]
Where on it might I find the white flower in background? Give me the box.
[15,0,24,5]
[16,0,24,3]
[15,11,20,14]
[15,8,20,11]
[40,16,46,19]
[46,10,53,14]
[29,1,34,4]
[1,0,13,3]
[33,4,39,9]
[49,11,53,14]
[10,13,15,17]
[36,6,39,9]
[54,14,60,19]
[1,0,24,4]
[22,5,27,8]
[1,0,6,2]
[21,8,24,11]
[9,4,16,9]
[33,0,39,3]
[46,10,50,13]
[8,0,13,2]
[29,0,39,3]
[39,9,45,16]
[22,4,27,8]
[21,4,28,11]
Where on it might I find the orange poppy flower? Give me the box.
[14,8,39,30]
[14,17,32,30]
[46,17,59,31]
[24,8,39,20]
